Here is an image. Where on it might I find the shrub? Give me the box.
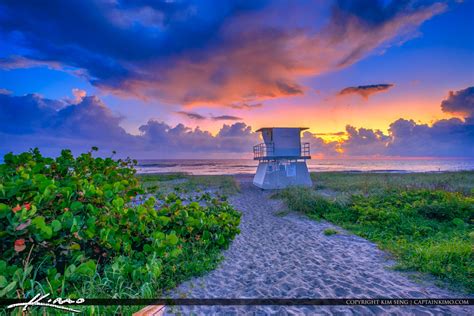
[409,190,473,222]
[0,149,241,301]
[276,187,335,219]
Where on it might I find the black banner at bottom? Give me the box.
[1,298,473,306]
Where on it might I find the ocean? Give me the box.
[136,158,474,175]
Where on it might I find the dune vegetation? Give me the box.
[138,173,241,196]
[276,171,474,292]
[0,149,241,314]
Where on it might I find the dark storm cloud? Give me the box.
[175,111,207,120]
[337,84,395,99]
[440,86,474,118]
[0,0,444,105]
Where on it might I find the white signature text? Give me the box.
[7,293,84,313]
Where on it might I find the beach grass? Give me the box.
[138,173,241,196]
[310,171,474,195]
[323,228,339,236]
[276,171,474,292]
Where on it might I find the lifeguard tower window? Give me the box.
[253,127,312,189]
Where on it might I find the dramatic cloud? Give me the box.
[342,125,391,155]
[1,87,472,158]
[136,120,258,155]
[212,115,243,121]
[338,84,394,99]
[0,93,64,134]
[0,92,258,158]
[175,111,206,120]
[386,117,474,156]
[441,86,474,118]
[304,118,474,157]
[302,132,341,156]
[0,0,445,105]
[303,87,474,157]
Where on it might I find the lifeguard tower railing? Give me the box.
[253,142,311,160]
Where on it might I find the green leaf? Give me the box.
[70,201,83,212]
[75,260,96,277]
[0,281,17,297]
[0,276,7,288]
[217,234,225,245]
[70,243,81,250]
[0,203,9,218]
[166,233,179,245]
[42,226,53,239]
[105,190,114,199]
[112,197,124,209]
[51,220,62,232]
[202,230,211,241]
[170,248,182,258]
[64,264,76,278]
[32,216,46,229]
[70,217,79,233]
[158,216,170,226]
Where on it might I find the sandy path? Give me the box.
[165,175,472,315]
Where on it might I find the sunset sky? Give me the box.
[0,0,473,158]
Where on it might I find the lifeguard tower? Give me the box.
[253,127,312,189]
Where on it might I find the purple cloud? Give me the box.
[1,87,472,158]
[337,84,395,99]
[441,86,474,118]
[229,103,263,110]
[211,115,243,121]
[175,111,207,120]
[0,92,258,158]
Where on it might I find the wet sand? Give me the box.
[165,175,472,315]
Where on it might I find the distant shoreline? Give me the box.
[135,169,474,176]
[135,158,474,175]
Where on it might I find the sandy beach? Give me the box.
[165,174,473,315]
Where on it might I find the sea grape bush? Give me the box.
[0,148,241,299]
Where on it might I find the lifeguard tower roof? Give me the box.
[255,127,309,132]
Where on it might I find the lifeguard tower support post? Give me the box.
[253,127,312,189]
